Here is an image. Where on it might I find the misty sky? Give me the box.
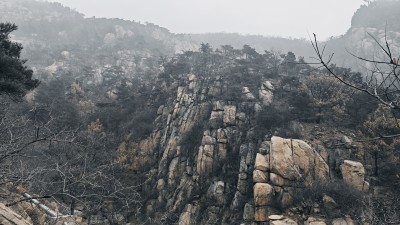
[48,0,365,40]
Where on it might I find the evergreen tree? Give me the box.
[0,23,39,99]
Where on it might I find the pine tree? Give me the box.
[0,23,39,99]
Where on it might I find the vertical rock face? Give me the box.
[118,73,360,225]
[250,136,330,222]
[116,74,276,224]
[340,160,369,191]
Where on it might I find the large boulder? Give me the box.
[340,160,369,191]
[269,136,329,183]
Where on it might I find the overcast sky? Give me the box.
[47,0,365,40]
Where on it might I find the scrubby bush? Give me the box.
[291,180,369,221]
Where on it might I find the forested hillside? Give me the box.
[0,0,399,225]
[189,33,315,60]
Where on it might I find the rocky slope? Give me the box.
[113,70,370,224]
[2,1,399,224]
[324,1,400,71]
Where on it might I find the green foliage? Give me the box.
[0,23,39,99]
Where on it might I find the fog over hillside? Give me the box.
[0,1,400,225]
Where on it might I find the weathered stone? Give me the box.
[168,157,180,185]
[243,203,254,221]
[177,86,185,99]
[208,181,225,206]
[259,89,273,106]
[0,203,32,225]
[340,160,369,191]
[341,135,352,148]
[178,204,199,225]
[254,103,262,112]
[255,153,269,171]
[270,136,329,183]
[254,206,276,222]
[201,135,216,145]
[213,101,224,111]
[231,191,245,209]
[269,218,298,225]
[254,183,274,206]
[196,145,214,175]
[188,74,196,81]
[305,217,326,225]
[223,105,237,125]
[262,81,274,91]
[270,218,298,225]
[242,87,256,100]
[269,215,284,220]
[270,173,286,186]
[157,179,165,191]
[253,170,268,183]
[332,218,355,225]
[270,137,299,180]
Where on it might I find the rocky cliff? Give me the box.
[114,72,369,225]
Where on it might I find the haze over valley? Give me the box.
[0,0,399,224]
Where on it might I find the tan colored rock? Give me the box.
[270,136,329,182]
[332,218,354,225]
[254,183,274,206]
[270,173,286,186]
[269,215,284,220]
[270,137,299,180]
[259,89,273,106]
[254,207,268,222]
[157,179,166,191]
[305,217,326,225]
[177,86,185,99]
[196,145,214,175]
[255,153,269,171]
[223,105,236,125]
[168,157,180,185]
[0,203,32,225]
[253,170,268,183]
[340,160,369,191]
[178,204,198,225]
[270,218,298,225]
[201,135,216,145]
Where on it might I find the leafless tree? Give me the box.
[311,32,400,138]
